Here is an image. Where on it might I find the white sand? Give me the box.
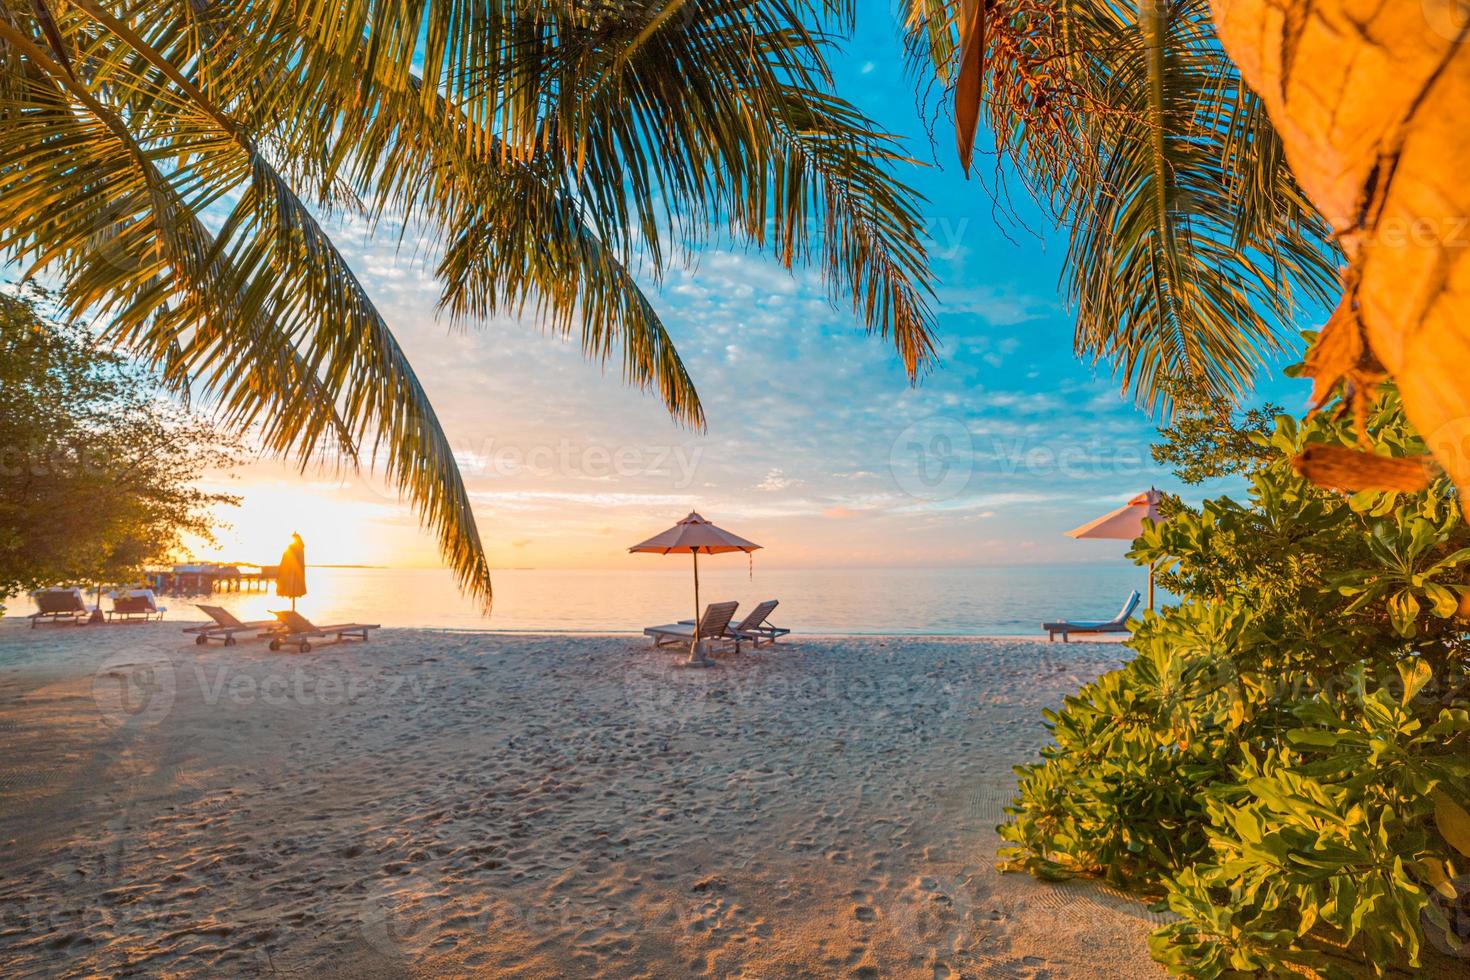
[0,621,1166,978]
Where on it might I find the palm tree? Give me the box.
[904,0,1339,416]
[1208,0,1470,503]
[0,0,938,607]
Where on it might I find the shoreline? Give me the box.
[1,618,1132,642]
[0,626,1161,977]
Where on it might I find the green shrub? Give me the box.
[998,388,1470,977]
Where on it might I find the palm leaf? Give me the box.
[0,3,492,604]
[1,0,940,610]
[905,0,1340,414]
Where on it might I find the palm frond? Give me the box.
[1,0,941,610]
[243,0,938,376]
[0,2,492,604]
[904,0,1340,415]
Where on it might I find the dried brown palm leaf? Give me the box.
[1212,0,1470,508]
[954,0,988,171]
[1292,444,1435,494]
[1302,279,1387,444]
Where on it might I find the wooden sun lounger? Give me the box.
[28,588,95,627]
[183,605,280,646]
[646,601,740,653]
[1043,590,1141,642]
[107,591,167,623]
[680,599,791,648]
[268,610,380,652]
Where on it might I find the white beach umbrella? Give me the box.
[1066,489,1166,609]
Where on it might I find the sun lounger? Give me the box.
[106,589,167,623]
[1043,590,1141,642]
[680,599,790,648]
[646,601,741,653]
[28,587,95,627]
[268,610,380,652]
[183,605,280,646]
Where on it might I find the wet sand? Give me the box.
[0,622,1165,978]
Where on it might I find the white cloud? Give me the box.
[754,468,800,492]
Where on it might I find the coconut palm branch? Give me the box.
[0,0,938,607]
[904,0,1338,415]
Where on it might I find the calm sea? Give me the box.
[5,564,1160,636]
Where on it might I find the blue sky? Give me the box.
[206,11,1325,571]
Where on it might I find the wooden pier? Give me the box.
[146,564,278,596]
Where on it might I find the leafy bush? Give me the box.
[998,387,1470,976]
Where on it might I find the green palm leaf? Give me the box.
[0,4,493,604]
[905,0,1339,414]
[1,0,939,607]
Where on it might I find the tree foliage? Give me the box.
[998,389,1470,976]
[0,0,939,608]
[0,287,242,602]
[1151,383,1280,485]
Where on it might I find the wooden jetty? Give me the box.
[147,563,278,596]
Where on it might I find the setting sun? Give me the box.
[193,468,436,569]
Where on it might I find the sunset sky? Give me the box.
[199,17,1324,572]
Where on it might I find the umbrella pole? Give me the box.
[1148,561,1156,611]
[689,550,704,664]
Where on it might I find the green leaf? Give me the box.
[1422,582,1460,618]
[1434,793,1470,857]
[1397,659,1433,705]
[1285,729,1340,749]
[1387,591,1421,638]
[1420,857,1458,900]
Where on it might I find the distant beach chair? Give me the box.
[1042,590,1141,642]
[680,599,790,649]
[28,587,95,627]
[268,610,380,652]
[646,601,741,653]
[183,605,280,646]
[107,589,167,623]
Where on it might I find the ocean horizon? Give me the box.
[5,563,1159,636]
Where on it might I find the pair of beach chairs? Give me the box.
[28,588,166,627]
[1042,590,1141,642]
[183,605,379,652]
[644,599,790,654]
